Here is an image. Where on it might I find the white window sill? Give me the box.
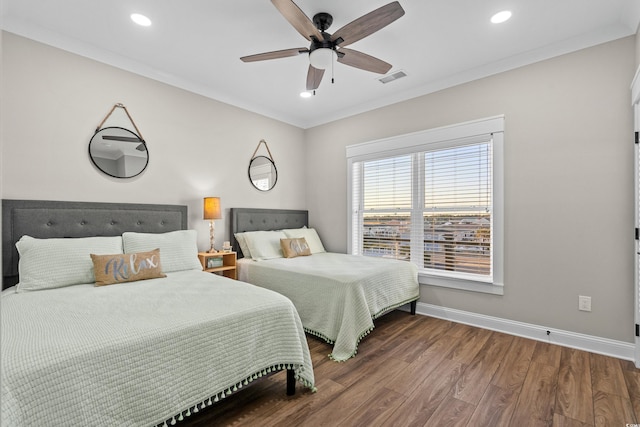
[418,272,504,295]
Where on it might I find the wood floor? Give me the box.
[179,311,640,427]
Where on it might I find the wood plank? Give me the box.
[591,353,631,399]
[447,322,476,338]
[531,340,562,367]
[423,395,475,427]
[298,356,410,426]
[510,361,559,425]
[386,334,460,397]
[620,359,638,371]
[312,337,385,388]
[491,335,536,391]
[593,390,637,425]
[452,331,514,404]
[552,413,594,427]
[622,367,640,422]
[383,315,453,363]
[368,310,418,343]
[555,347,594,423]
[386,358,465,426]
[445,324,492,364]
[265,377,346,426]
[340,386,407,426]
[315,312,416,388]
[466,384,519,427]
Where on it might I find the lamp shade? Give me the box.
[203,197,222,220]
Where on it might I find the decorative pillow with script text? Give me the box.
[280,237,312,258]
[91,248,166,286]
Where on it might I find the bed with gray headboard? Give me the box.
[230,207,308,257]
[2,199,187,289]
[229,207,419,362]
[1,200,314,426]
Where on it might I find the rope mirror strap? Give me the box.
[251,139,274,161]
[96,103,145,141]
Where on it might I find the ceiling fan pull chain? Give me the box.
[331,53,335,84]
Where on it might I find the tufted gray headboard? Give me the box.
[230,208,308,258]
[2,199,188,289]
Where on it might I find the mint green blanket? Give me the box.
[243,253,419,361]
[2,270,314,426]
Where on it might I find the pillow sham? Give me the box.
[283,228,326,254]
[16,235,123,292]
[242,230,286,261]
[233,232,252,259]
[280,238,311,258]
[122,230,202,273]
[91,248,166,286]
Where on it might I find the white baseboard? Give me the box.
[401,302,634,361]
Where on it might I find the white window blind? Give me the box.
[360,154,413,260]
[423,143,492,277]
[347,116,504,292]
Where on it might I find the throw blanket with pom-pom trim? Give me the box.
[2,270,314,426]
[242,252,419,361]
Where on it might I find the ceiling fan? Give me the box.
[240,0,405,91]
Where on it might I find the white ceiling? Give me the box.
[2,1,639,129]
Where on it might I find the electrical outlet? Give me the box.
[578,295,591,312]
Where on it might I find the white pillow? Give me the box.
[122,230,202,273]
[234,232,252,259]
[283,228,326,254]
[16,235,123,292]
[243,230,286,261]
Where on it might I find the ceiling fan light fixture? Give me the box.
[309,48,337,70]
[300,91,312,98]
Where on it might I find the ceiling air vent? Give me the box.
[378,70,407,84]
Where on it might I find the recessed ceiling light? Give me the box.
[131,13,152,27]
[490,10,512,24]
[300,91,312,98]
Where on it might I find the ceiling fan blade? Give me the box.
[306,65,325,90]
[241,47,308,62]
[337,48,392,74]
[331,1,405,47]
[271,0,324,41]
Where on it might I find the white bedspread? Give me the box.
[1,270,314,426]
[238,253,419,361]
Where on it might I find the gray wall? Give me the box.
[304,36,636,343]
[637,25,640,68]
[1,32,307,252]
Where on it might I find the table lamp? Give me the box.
[203,197,222,253]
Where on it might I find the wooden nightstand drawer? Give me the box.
[198,252,237,280]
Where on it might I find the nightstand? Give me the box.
[198,251,237,280]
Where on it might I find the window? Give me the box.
[347,116,504,294]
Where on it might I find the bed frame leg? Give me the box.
[286,369,296,396]
[410,300,417,315]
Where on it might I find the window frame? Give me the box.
[346,116,504,295]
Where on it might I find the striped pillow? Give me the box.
[122,230,202,273]
[16,235,123,292]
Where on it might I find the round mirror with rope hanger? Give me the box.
[248,139,278,191]
[88,103,149,179]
